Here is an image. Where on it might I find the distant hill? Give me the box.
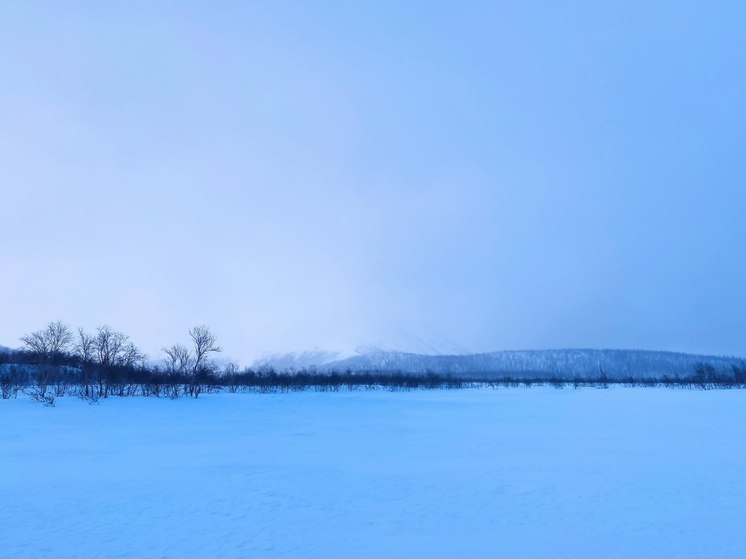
[255,348,745,379]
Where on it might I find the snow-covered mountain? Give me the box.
[252,350,350,372]
[254,348,744,379]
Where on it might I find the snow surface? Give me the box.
[2,388,746,558]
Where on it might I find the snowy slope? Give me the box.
[252,349,351,371]
[256,348,744,378]
[3,389,746,558]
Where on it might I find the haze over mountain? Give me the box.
[2,2,745,361]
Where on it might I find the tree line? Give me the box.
[0,321,473,405]
[1,321,745,405]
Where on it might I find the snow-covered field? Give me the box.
[2,388,745,558]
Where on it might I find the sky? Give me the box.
[1,1,745,363]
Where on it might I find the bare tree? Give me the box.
[120,340,146,368]
[20,321,73,399]
[20,321,73,357]
[88,326,146,397]
[163,344,192,375]
[93,326,126,367]
[189,325,221,375]
[92,326,144,368]
[178,325,221,398]
[74,328,95,364]
[74,328,96,399]
[222,361,241,393]
[0,365,23,399]
[162,343,192,398]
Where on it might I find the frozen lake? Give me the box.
[2,388,745,558]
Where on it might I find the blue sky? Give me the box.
[1,1,745,362]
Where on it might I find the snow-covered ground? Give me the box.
[2,388,745,558]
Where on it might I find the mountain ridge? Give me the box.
[254,348,745,379]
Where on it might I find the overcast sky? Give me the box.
[1,1,745,363]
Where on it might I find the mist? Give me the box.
[2,1,745,363]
